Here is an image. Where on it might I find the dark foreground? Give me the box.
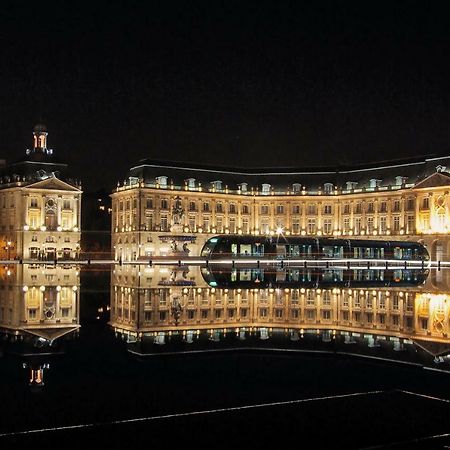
[1,323,450,449]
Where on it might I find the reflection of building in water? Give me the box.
[0,264,80,389]
[112,157,450,261]
[109,265,450,350]
[0,125,82,260]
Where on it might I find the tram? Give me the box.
[201,266,429,289]
[201,235,430,261]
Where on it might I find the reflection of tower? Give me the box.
[0,264,80,388]
[24,361,50,392]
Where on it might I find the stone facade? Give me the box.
[110,264,450,345]
[0,125,82,260]
[111,158,450,261]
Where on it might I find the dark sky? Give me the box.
[2,0,450,191]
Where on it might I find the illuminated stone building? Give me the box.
[111,156,450,261]
[0,264,80,338]
[0,263,80,389]
[0,125,82,260]
[109,264,450,349]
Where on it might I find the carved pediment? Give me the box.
[414,172,450,189]
[25,176,81,192]
[24,325,80,342]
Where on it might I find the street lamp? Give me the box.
[4,241,12,260]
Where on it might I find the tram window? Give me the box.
[364,270,375,280]
[301,270,313,282]
[393,270,402,282]
[240,269,252,281]
[231,244,238,255]
[393,247,402,259]
[252,269,264,282]
[231,269,237,282]
[253,243,263,256]
[240,244,251,256]
[276,271,286,282]
[323,271,343,282]
[289,269,300,282]
[323,246,345,258]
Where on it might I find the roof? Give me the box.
[125,154,450,193]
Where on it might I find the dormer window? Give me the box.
[292,183,301,193]
[239,183,248,193]
[186,178,196,189]
[156,176,168,188]
[323,183,333,194]
[395,176,407,186]
[211,180,222,191]
[346,181,358,190]
[261,183,271,195]
[369,179,381,188]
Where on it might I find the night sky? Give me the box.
[2,0,450,191]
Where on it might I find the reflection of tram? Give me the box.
[201,235,430,261]
[201,267,429,288]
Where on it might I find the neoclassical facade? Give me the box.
[109,264,450,349]
[0,264,80,339]
[0,125,82,260]
[111,156,450,261]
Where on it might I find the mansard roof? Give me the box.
[0,159,80,189]
[125,154,450,193]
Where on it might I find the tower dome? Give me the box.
[33,123,47,133]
